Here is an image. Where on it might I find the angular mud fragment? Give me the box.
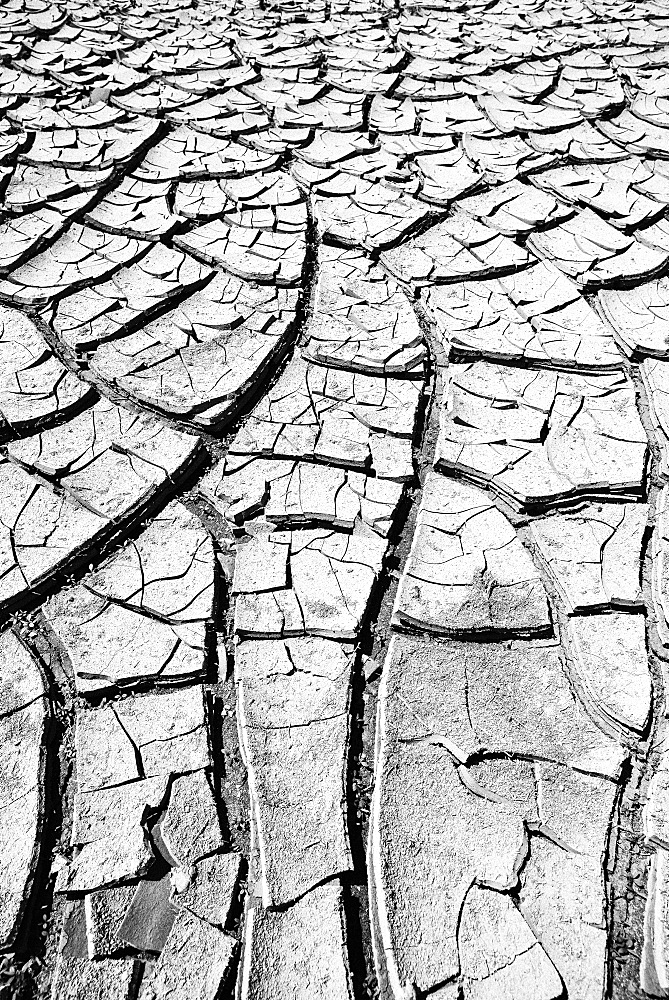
[392,472,550,636]
[118,874,176,953]
[85,885,136,959]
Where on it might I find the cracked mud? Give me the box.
[0,2,667,1000]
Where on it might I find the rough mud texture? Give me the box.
[1,2,669,1000]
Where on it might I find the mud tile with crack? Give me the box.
[240,880,353,1000]
[457,178,573,236]
[529,502,646,612]
[392,472,550,636]
[84,175,178,240]
[0,224,152,307]
[599,279,669,359]
[564,612,651,741]
[1,162,115,212]
[0,190,106,276]
[302,243,426,377]
[461,129,556,183]
[411,144,484,207]
[233,527,387,641]
[175,171,307,233]
[8,100,126,132]
[56,687,210,894]
[58,775,169,893]
[312,178,429,251]
[112,686,211,778]
[44,500,214,696]
[380,212,534,287]
[159,769,224,867]
[522,120,631,164]
[595,108,669,158]
[519,762,618,1000]
[0,629,49,948]
[50,901,139,1000]
[201,454,404,536]
[0,400,201,611]
[554,50,626,118]
[236,637,353,906]
[641,845,669,996]
[477,92,583,133]
[46,587,208,697]
[394,625,624,760]
[138,908,237,1000]
[133,126,280,183]
[85,277,299,430]
[169,852,241,927]
[458,887,563,1000]
[112,79,200,117]
[228,356,419,481]
[530,159,664,230]
[526,207,669,289]
[20,114,161,171]
[174,220,305,286]
[641,359,669,477]
[649,485,669,652]
[0,304,94,433]
[9,395,202,518]
[370,729,530,995]
[421,271,621,372]
[372,633,624,998]
[48,243,213,353]
[435,361,648,511]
